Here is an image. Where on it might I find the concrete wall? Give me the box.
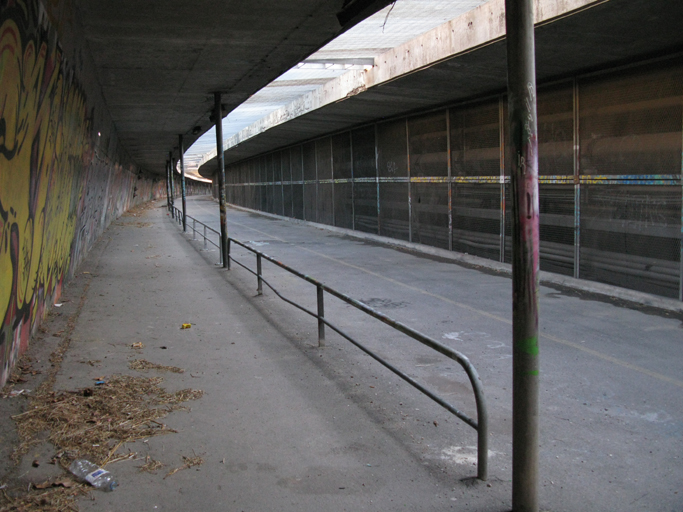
[0,0,165,385]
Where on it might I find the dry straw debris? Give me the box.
[1,483,87,512]
[12,375,201,466]
[164,455,204,479]
[128,359,185,374]
[137,456,164,474]
[2,375,203,511]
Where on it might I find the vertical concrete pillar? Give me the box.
[169,151,175,209]
[214,92,229,269]
[166,159,172,211]
[573,78,581,279]
[505,0,540,511]
[179,134,187,232]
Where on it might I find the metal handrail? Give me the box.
[170,205,488,480]
[171,205,224,262]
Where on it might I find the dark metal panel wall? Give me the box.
[222,56,683,300]
[272,153,279,214]
[580,185,681,297]
[273,152,283,216]
[538,185,574,275]
[576,60,682,297]
[411,182,449,249]
[234,162,242,206]
[453,184,501,260]
[451,99,502,259]
[451,100,500,177]
[282,149,293,218]
[258,156,267,212]
[291,147,304,220]
[538,83,573,176]
[249,159,258,210]
[410,112,449,249]
[332,133,353,229]
[352,126,378,234]
[378,120,409,241]
[536,83,575,275]
[579,62,682,176]
[316,138,334,225]
[264,154,272,213]
[303,142,317,222]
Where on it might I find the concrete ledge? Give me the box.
[222,200,683,315]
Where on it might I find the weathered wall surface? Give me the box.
[0,0,165,385]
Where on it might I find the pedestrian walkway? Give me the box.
[3,196,681,511]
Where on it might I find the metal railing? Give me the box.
[170,205,488,480]
[171,206,226,265]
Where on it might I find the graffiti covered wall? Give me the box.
[0,0,163,385]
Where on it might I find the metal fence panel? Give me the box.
[453,183,501,260]
[378,120,408,178]
[352,127,378,233]
[579,61,683,176]
[378,120,409,240]
[538,83,574,176]
[451,100,500,177]
[580,185,681,297]
[412,183,449,249]
[380,183,409,241]
[352,126,376,179]
[282,149,293,218]
[291,146,304,220]
[354,183,378,234]
[317,138,334,225]
[273,152,283,216]
[539,184,574,275]
[332,133,353,229]
[303,142,317,222]
[259,156,267,212]
[410,111,448,177]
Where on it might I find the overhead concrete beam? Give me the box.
[197,0,599,177]
[371,0,597,83]
[198,0,683,178]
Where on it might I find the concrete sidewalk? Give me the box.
[3,197,682,511]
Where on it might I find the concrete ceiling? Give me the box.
[73,0,394,175]
[198,0,683,174]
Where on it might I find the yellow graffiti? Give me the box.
[0,16,90,340]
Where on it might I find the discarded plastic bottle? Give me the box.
[69,459,118,491]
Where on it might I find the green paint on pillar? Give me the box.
[519,336,539,356]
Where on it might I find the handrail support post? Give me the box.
[317,285,325,347]
[257,254,263,295]
[227,239,231,270]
